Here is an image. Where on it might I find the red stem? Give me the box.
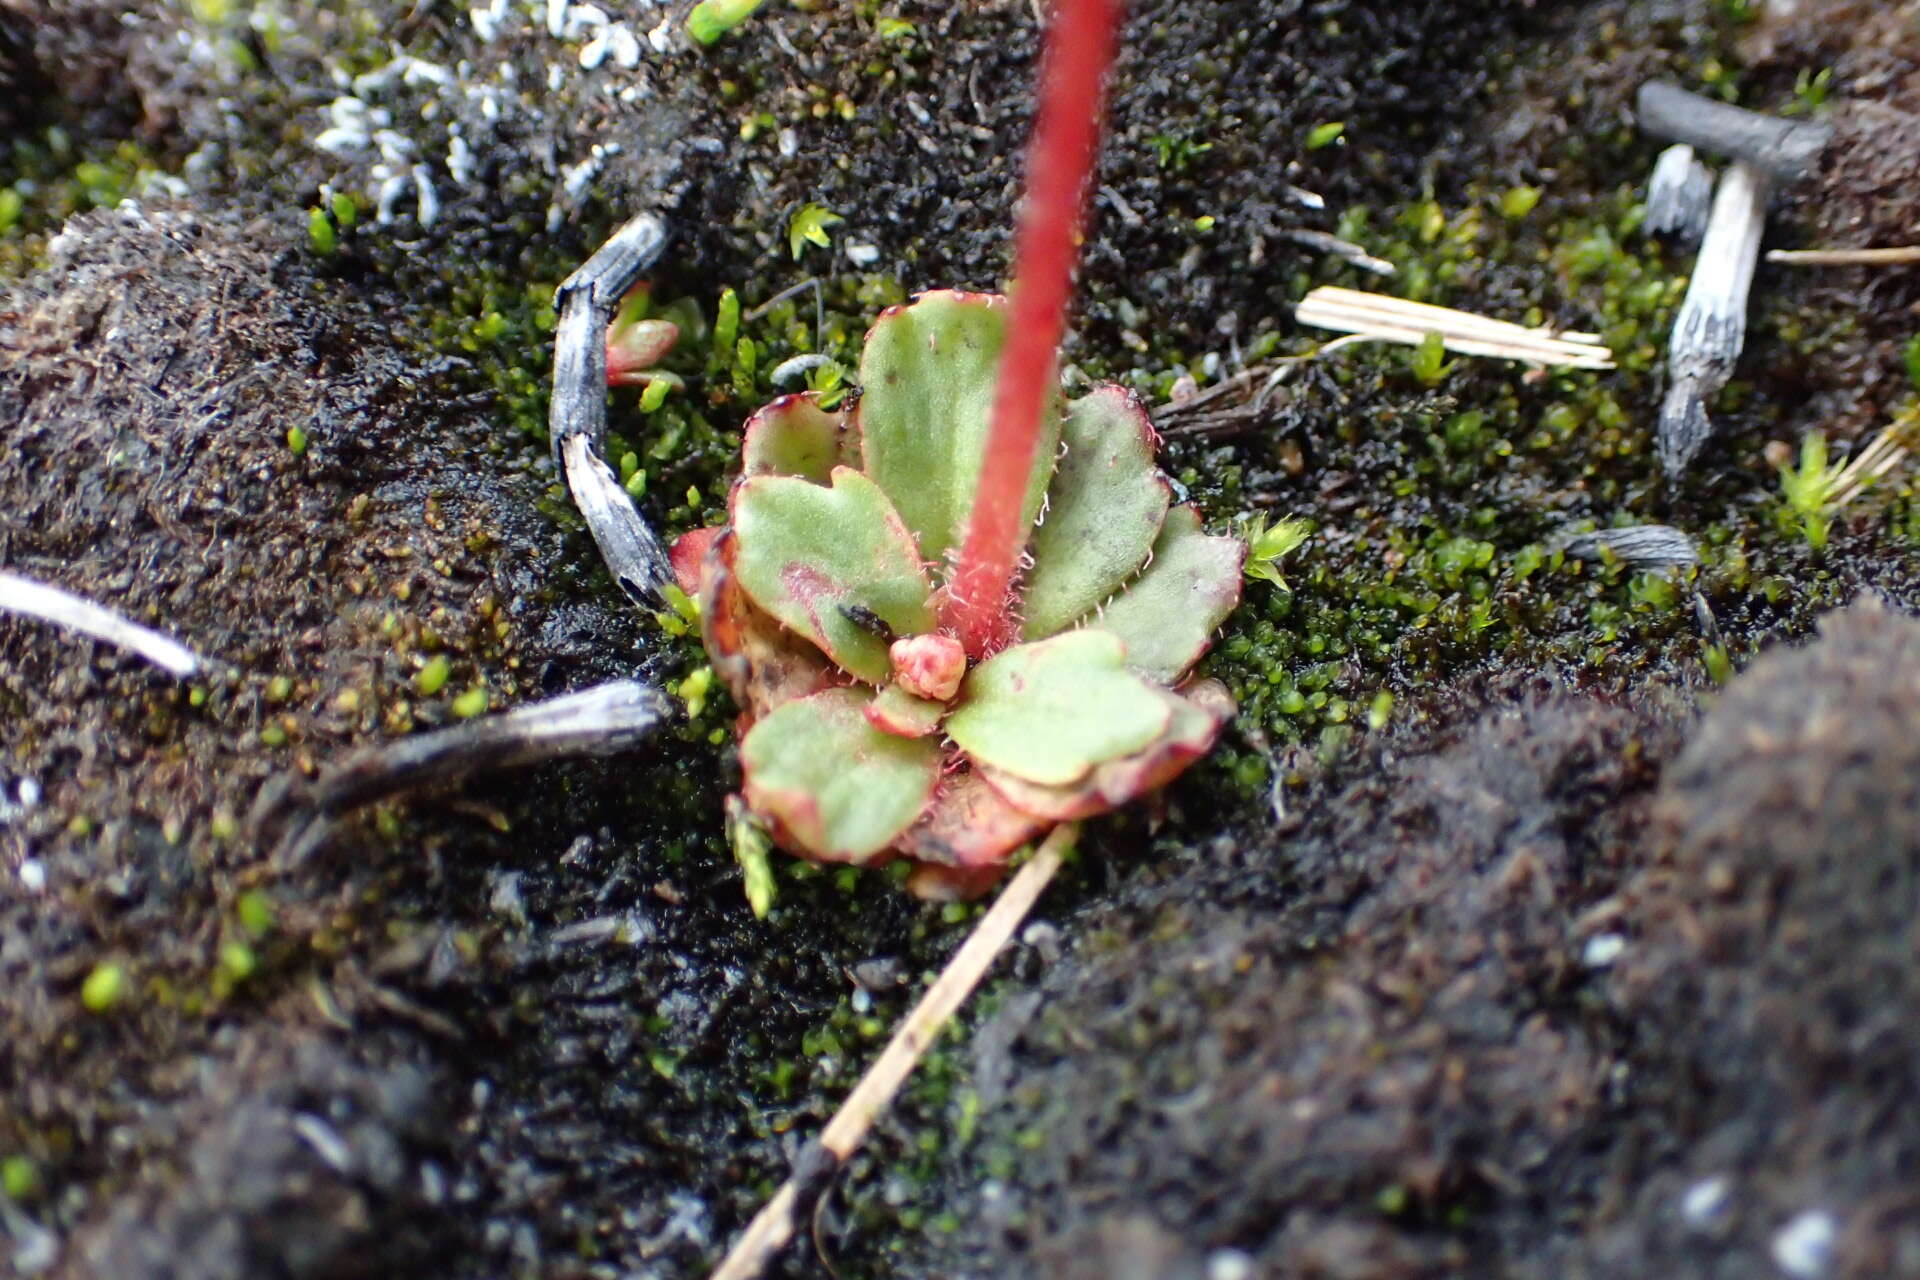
[942,0,1122,657]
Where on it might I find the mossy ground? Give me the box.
[5,0,1920,1276]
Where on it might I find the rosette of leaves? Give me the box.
[672,291,1245,902]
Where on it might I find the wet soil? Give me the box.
[5,1,1920,1278]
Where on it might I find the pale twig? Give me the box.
[1829,409,1920,508]
[1294,287,1613,369]
[707,823,1077,1280]
[1765,246,1920,267]
[0,570,201,677]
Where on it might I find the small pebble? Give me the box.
[1772,1210,1837,1279]
[1206,1249,1255,1280]
[1582,933,1627,968]
[1680,1174,1731,1228]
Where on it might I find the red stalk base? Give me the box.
[942,0,1123,658]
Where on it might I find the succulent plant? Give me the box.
[672,290,1245,903]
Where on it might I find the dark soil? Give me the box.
[5,1,1920,1279]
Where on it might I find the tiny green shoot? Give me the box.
[788,203,844,260]
[1410,330,1454,387]
[686,0,764,45]
[1242,514,1312,588]
[1775,431,1843,551]
[1305,121,1345,150]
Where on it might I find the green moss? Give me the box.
[81,962,128,1013]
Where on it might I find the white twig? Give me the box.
[1294,287,1613,369]
[0,570,201,677]
[1646,143,1714,244]
[707,824,1077,1280]
[1659,160,1770,475]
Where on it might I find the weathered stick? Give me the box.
[1636,81,1832,182]
[252,679,672,865]
[1658,161,1769,476]
[1645,143,1714,244]
[1558,524,1699,571]
[550,211,674,603]
[0,570,202,677]
[707,823,1077,1280]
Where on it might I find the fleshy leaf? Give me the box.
[945,629,1171,787]
[741,392,855,482]
[857,291,1060,570]
[670,525,726,597]
[865,683,945,738]
[695,530,836,721]
[904,862,1008,902]
[1092,505,1247,683]
[895,768,1048,868]
[980,681,1228,821]
[731,467,937,684]
[1022,385,1172,639]
[741,687,942,862]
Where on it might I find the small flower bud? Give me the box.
[890,633,966,702]
[607,318,680,386]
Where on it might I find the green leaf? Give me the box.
[894,769,1045,869]
[741,393,855,482]
[865,682,945,738]
[731,467,936,683]
[979,682,1226,820]
[857,291,1061,570]
[1021,386,1172,639]
[1093,505,1246,683]
[946,630,1171,787]
[741,688,942,861]
[1306,121,1345,150]
[686,0,764,45]
[1242,514,1312,587]
[789,202,844,259]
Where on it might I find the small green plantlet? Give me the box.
[726,795,777,918]
[1776,431,1842,551]
[685,0,764,45]
[1903,334,1920,392]
[673,291,1246,904]
[1499,185,1542,221]
[0,188,24,236]
[653,582,702,637]
[306,206,336,255]
[81,961,127,1013]
[286,424,309,456]
[414,653,452,696]
[875,15,915,39]
[1149,132,1213,173]
[1241,514,1312,588]
[1704,642,1733,685]
[605,282,681,390]
[1305,121,1345,150]
[451,685,489,718]
[1785,66,1833,116]
[1410,330,1453,387]
[788,203,844,260]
